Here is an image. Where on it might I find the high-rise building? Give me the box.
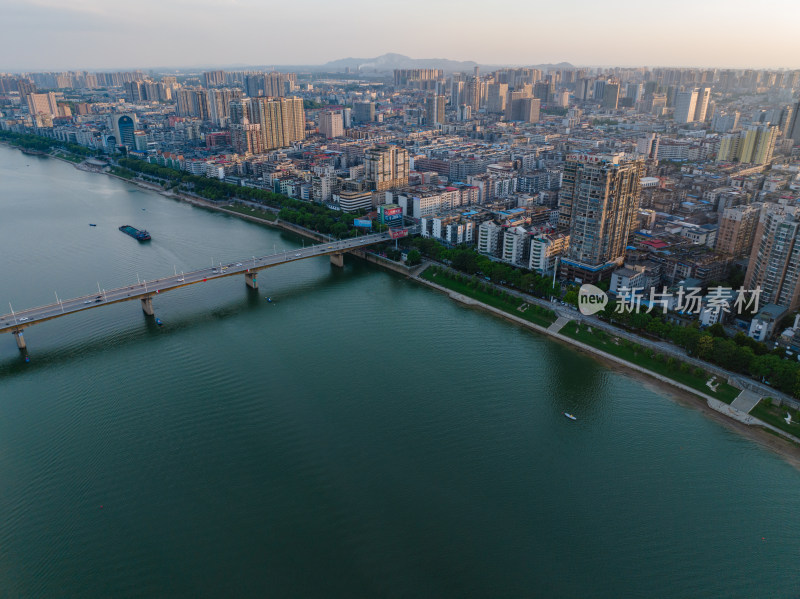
[203,70,225,87]
[674,89,699,123]
[425,95,446,126]
[717,124,778,164]
[176,88,210,120]
[505,93,539,123]
[745,205,800,309]
[558,153,644,283]
[26,92,59,117]
[109,113,138,149]
[466,76,481,111]
[716,204,761,257]
[364,144,409,192]
[486,83,508,114]
[393,69,443,87]
[602,83,620,110]
[353,101,375,124]
[693,87,711,122]
[319,110,344,139]
[230,122,263,154]
[450,80,465,107]
[788,100,800,144]
[207,88,242,126]
[250,96,306,150]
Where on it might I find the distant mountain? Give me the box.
[319,53,478,73]
[312,54,574,73]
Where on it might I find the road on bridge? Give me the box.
[0,231,397,336]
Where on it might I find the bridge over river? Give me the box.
[1,230,403,350]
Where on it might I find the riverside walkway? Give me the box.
[1,231,396,349]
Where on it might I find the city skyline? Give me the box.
[2,0,800,71]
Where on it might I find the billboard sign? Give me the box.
[354,219,373,228]
[389,228,408,239]
[383,207,402,217]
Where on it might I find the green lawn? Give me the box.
[561,322,741,403]
[223,204,278,221]
[55,152,83,163]
[421,266,556,327]
[751,400,800,438]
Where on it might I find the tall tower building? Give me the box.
[26,92,59,117]
[674,89,699,123]
[558,153,644,283]
[353,101,375,124]
[109,113,138,149]
[203,70,225,87]
[602,83,620,110]
[693,87,711,122]
[319,110,344,139]
[231,122,263,155]
[716,204,761,257]
[425,95,446,126]
[486,83,508,114]
[364,144,409,192]
[207,88,242,126]
[787,99,800,144]
[251,96,305,150]
[745,205,800,309]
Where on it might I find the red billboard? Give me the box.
[389,228,408,239]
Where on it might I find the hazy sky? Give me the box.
[2,0,799,71]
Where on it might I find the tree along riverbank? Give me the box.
[413,265,800,456]
[4,140,798,453]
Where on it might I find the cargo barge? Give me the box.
[119,225,151,241]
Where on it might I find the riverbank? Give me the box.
[7,143,799,460]
[412,265,800,465]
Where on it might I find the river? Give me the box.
[1,144,799,598]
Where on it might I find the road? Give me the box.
[429,262,798,407]
[0,232,393,335]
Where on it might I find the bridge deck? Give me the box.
[0,232,395,335]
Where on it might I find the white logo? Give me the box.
[578,284,608,316]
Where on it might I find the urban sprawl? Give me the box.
[3,62,800,397]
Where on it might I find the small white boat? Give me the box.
[564,412,577,421]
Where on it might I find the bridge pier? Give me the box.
[13,331,26,350]
[330,253,344,268]
[245,272,258,289]
[141,296,154,316]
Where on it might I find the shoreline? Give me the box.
[413,272,800,467]
[7,143,800,463]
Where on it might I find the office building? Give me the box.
[558,153,644,283]
[109,113,138,149]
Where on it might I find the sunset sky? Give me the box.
[2,0,798,71]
